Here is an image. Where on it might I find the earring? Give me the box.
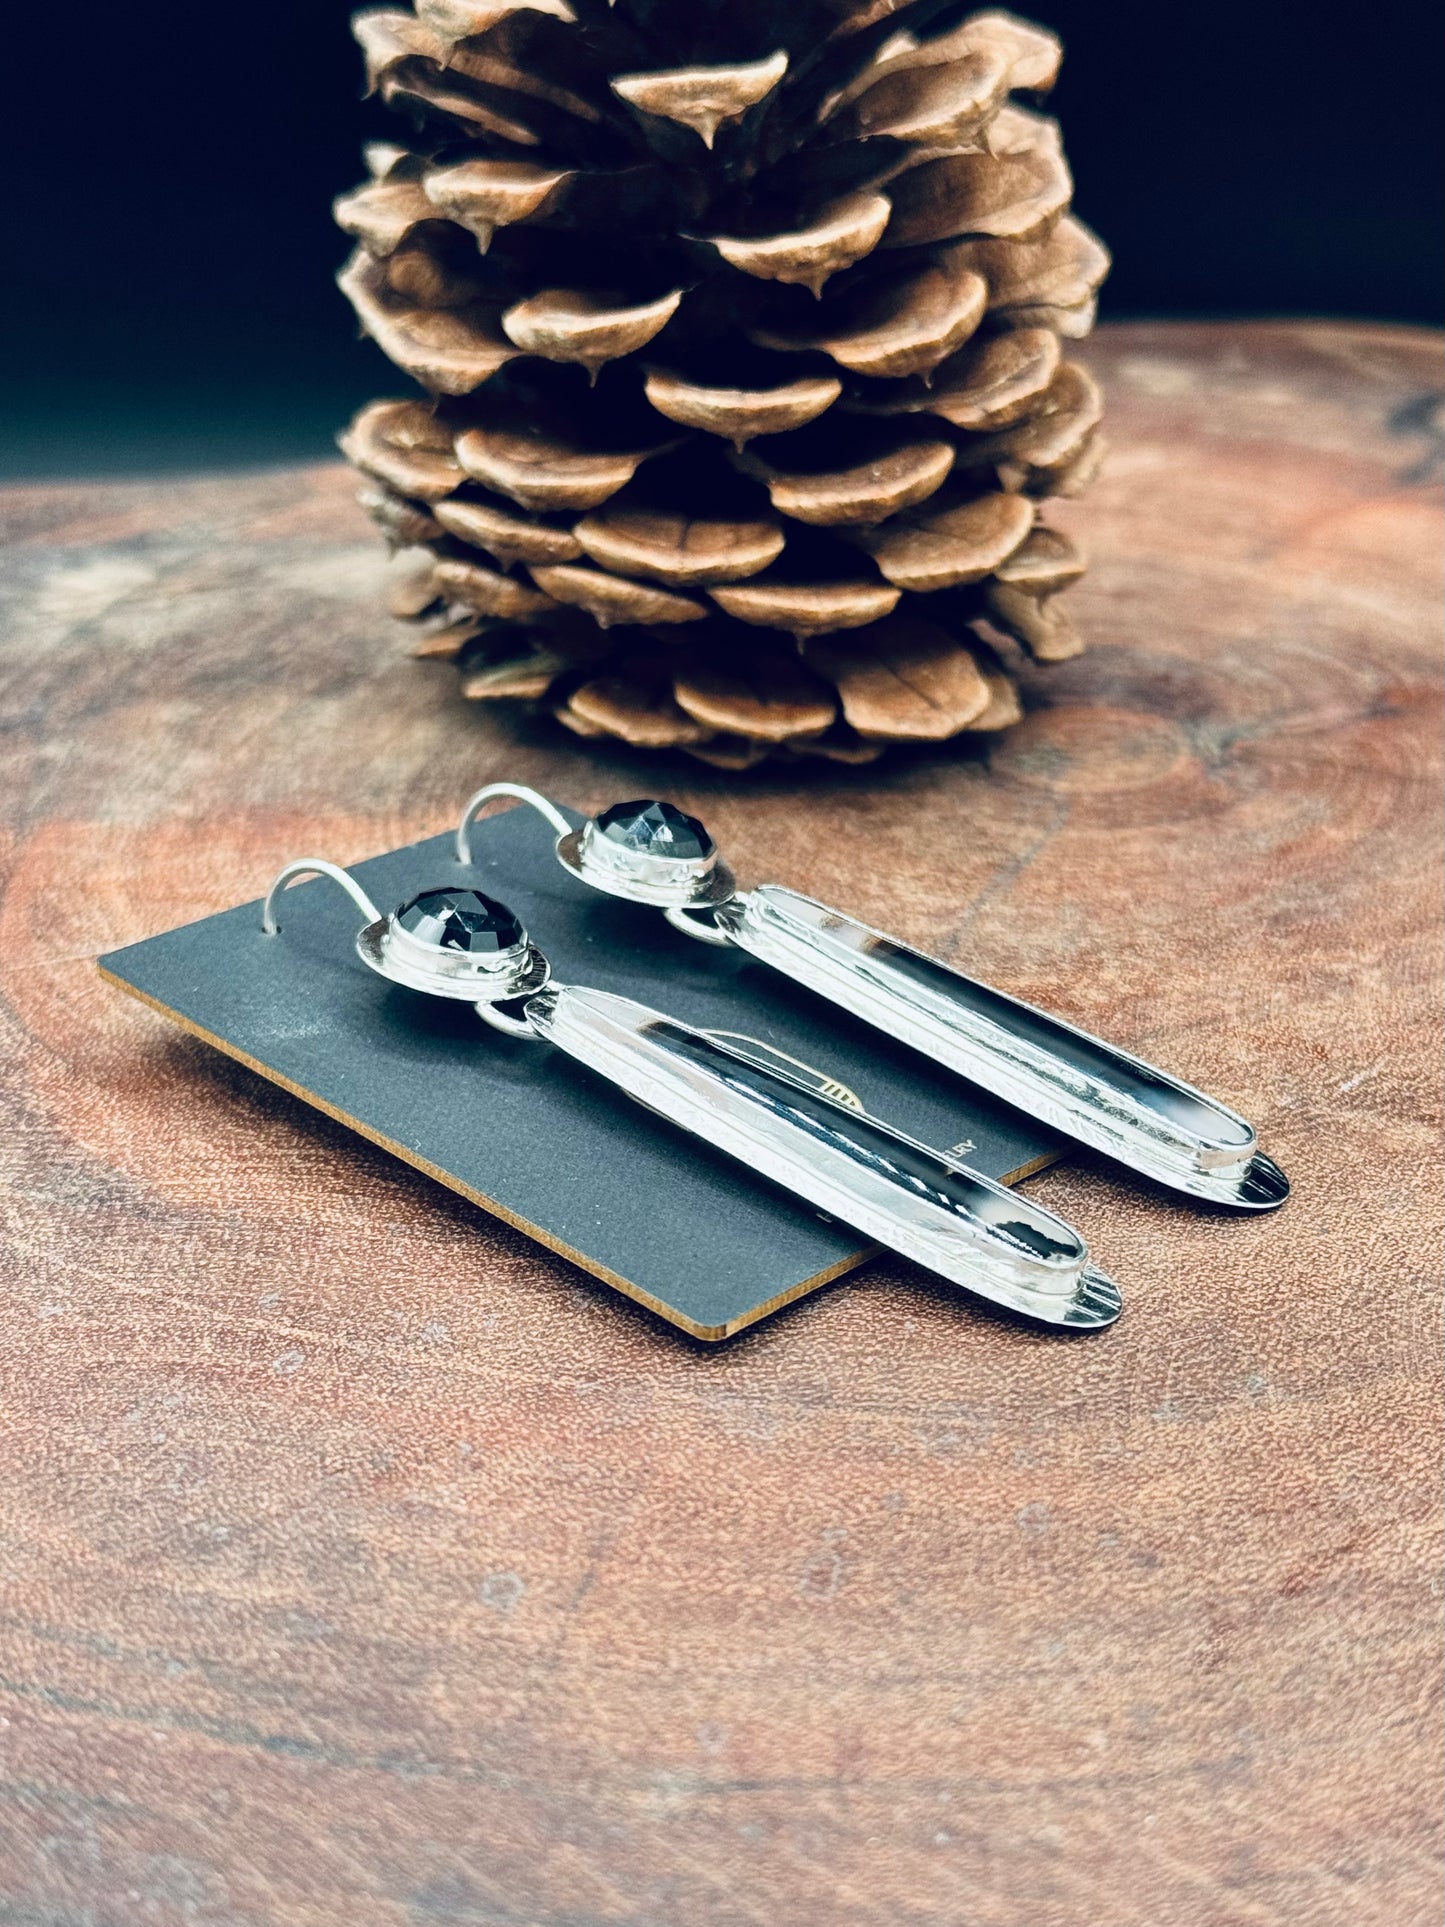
[455,785,1289,1213]
[263,857,1122,1330]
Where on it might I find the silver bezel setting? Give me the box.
[356,918,550,1003]
[558,824,737,910]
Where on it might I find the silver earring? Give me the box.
[263,857,1121,1330]
[456,785,1288,1213]
[263,859,552,1005]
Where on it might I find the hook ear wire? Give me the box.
[262,860,383,935]
[457,783,571,865]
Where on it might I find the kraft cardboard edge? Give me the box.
[98,963,1063,1343]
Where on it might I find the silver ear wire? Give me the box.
[263,860,382,935]
[457,783,572,865]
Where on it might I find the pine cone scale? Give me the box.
[338,1,1107,764]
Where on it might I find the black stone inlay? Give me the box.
[595,799,714,863]
[396,889,525,954]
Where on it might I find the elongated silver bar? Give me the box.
[453,783,1287,1211]
[519,984,1121,1329]
[717,888,1287,1211]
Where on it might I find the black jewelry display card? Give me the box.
[98,804,1063,1340]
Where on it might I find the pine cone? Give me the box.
[337,2,1109,766]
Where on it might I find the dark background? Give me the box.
[4,0,1440,477]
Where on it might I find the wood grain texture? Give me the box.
[0,322,1439,1927]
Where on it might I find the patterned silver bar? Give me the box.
[718,887,1288,1212]
[521,984,1121,1329]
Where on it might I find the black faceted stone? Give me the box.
[395,888,525,954]
[595,799,714,862]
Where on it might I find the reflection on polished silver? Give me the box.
[718,891,1292,1210]
[530,989,1121,1329]
[454,785,1290,1212]
[262,854,1120,1328]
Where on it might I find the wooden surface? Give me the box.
[0,321,1440,1927]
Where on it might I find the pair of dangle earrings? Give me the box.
[263,779,1287,1336]
[262,852,1122,1336]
